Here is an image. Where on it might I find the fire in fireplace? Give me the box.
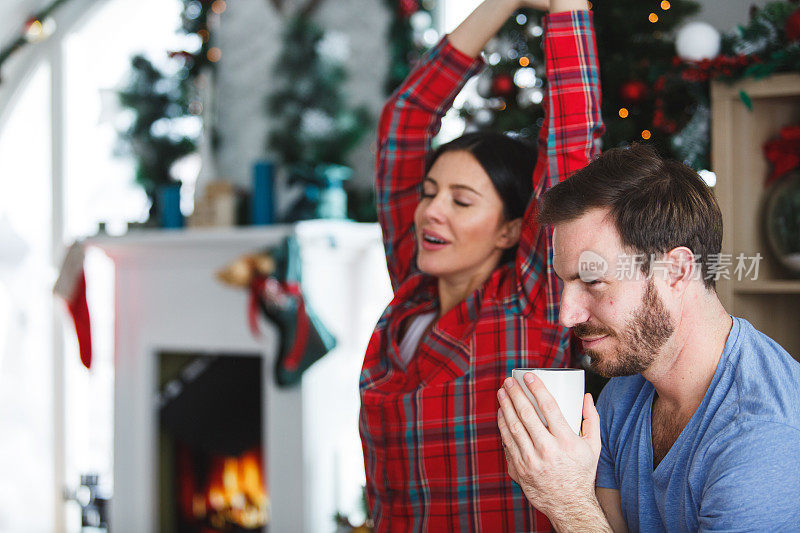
[159,352,267,532]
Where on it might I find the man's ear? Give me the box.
[497,218,523,249]
[664,247,697,290]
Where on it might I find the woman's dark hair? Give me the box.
[425,131,537,264]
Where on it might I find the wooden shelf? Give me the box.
[734,280,800,295]
[711,73,800,359]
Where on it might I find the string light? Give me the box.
[211,0,227,14]
[619,108,629,118]
[198,29,210,42]
[207,47,222,62]
[519,57,530,67]
[588,1,593,9]
[642,130,652,140]
[24,17,56,43]
[649,13,659,23]
[661,0,671,10]
[25,20,43,40]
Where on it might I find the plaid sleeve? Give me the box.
[517,10,604,320]
[376,38,484,292]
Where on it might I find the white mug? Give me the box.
[511,368,585,435]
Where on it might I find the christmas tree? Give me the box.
[266,14,371,220]
[383,0,438,95]
[115,55,198,219]
[460,1,701,157]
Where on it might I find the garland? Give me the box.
[652,1,800,169]
[0,0,74,82]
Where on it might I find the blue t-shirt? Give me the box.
[596,317,800,532]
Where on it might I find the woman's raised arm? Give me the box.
[376,0,535,291]
[515,2,604,327]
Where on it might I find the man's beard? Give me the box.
[574,279,675,378]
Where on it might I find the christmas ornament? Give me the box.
[513,67,537,88]
[764,125,800,273]
[410,10,432,31]
[491,73,515,97]
[676,22,721,61]
[398,0,418,18]
[527,23,543,38]
[764,125,800,185]
[765,172,800,274]
[517,87,544,107]
[620,80,648,104]
[477,72,494,98]
[473,108,494,127]
[317,31,350,63]
[786,8,800,42]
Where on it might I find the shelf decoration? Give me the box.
[764,124,800,274]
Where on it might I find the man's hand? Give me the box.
[497,373,610,531]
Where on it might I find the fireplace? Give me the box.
[158,352,266,532]
[89,221,391,533]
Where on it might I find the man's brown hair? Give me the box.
[538,144,723,289]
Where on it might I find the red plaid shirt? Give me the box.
[360,11,603,532]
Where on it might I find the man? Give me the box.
[496,144,800,532]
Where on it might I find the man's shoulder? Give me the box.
[732,316,797,362]
[727,317,800,425]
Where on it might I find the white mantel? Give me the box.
[88,221,391,533]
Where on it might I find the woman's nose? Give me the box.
[422,194,447,223]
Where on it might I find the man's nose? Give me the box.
[559,284,590,329]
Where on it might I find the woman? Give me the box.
[360,0,603,530]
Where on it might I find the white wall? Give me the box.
[691,0,772,32]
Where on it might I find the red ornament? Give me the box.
[491,74,515,97]
[399,0,419,18]
[764,125,800,185]
[786,8,800,42]
[620,80,648,104]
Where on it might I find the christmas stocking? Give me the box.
[248,236,336,386]
[54,242,92,369]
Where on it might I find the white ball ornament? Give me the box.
[675,22,721,61]
[477,72,494,98]
[410,11,433,32]
[473,108,494,126]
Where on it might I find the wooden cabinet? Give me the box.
[711,73,800,359]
